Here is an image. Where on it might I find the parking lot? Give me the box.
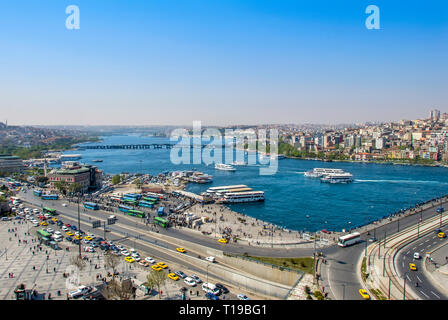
[0,203,237,300]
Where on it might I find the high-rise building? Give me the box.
[429,109,440,121]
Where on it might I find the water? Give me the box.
[67,134,448,232]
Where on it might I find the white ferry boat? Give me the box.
[214,163,236,171]
[216,191,265,203]
[320,172,354,184]
[304,168,345,178]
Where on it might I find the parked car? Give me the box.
[215,283,229,294]
[237,293,250,300]
[68,285,92,299]
[175,271,187,279]
[190,274,202,284]
[205,292,219,300]
[184,277,196,287]
[205,256,216,263]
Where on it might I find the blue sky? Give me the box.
[0,0,447,126]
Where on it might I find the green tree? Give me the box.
[112,175,121,185]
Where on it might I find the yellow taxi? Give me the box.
[218,238,228,244]
[66,231,74,236]
[124,256,135,263]
[74,235,82,240]
[438,232,446,239]
[40,221,47,226]
[156,262,168,269]
[409,263,417,271]
[151,265,163,271]
[176,247,186,253]
[84,236,93,241]
[358,289,370,300]
[168,273,179,281]
[51,218,58,222]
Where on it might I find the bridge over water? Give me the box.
[77,144,234,150]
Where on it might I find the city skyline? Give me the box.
[0,0,447,126]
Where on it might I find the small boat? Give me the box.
[214,163,236,171]
[91,159,103,163]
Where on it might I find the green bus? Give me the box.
[154,216,169,228]
[42,207,57,215]
[128,209,146,218]
[36,229,52,239]
[122,199,138,206]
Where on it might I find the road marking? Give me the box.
[431,291,440,299]
[425,239,430,242]
[402,262,404,268]
[420,291,430,299]
[416,276,422,282]
[406,274,411,281]
[412,247,417,250]
[406,250,410,254]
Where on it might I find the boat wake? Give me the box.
[355,179,448,185]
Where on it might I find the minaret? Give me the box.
[44,159,47,177]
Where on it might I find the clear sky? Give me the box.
[0,0,447,126]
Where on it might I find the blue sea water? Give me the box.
[67,134,448,232]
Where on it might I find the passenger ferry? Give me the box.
[216,191,265,203]
[320,172,354,184]
[206,185,248,195]
[214,163,236,171]
[304,168,345,178]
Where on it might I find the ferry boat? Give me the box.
[216,191,265,203]
[320,172,354,184]
[304,168,345,178]
[214,163,236,171]
[231,161,247,166]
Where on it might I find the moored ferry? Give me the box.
[216,191,265,203]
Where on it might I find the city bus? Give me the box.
[138,200,153,208]
[110,196,122,203]
[154,216,169,228]
[124,193,141,200]
[42,207,57,215]
[122,199,138,206]
[142,196,158,203]
[118,205,133,213]
[338,232,361,247]
[33,190,43,197]
[128,209,146,218]
[144,192,164,200]
[41,194,59,200]
[84,202,99,210]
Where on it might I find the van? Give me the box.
[202,283,220,296]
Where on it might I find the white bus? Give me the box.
[338,232,361,247]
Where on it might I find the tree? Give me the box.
[68,182,82,195]
[103,278,134,300]
[103,251,121,279]
[112,175,121,185]
[134,178,143,189]
[146,270,167,299]
[70,254,86,272]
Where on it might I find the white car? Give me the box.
[84,246,95,253]
[131,252,140,259]
[33,209,40,214]
[205,256,216,263]
[237,294,250,300]
[184,277,197,287]
[121,250,130,256]
[46,228,54,233]
[62,226,69,231]
[68,285,92,299]
[117,245,125,251]
[54,231,62,236]
[190,274,202,284]
[414,252,421,260]
[145,257,155,264]
[62,203,68,207]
